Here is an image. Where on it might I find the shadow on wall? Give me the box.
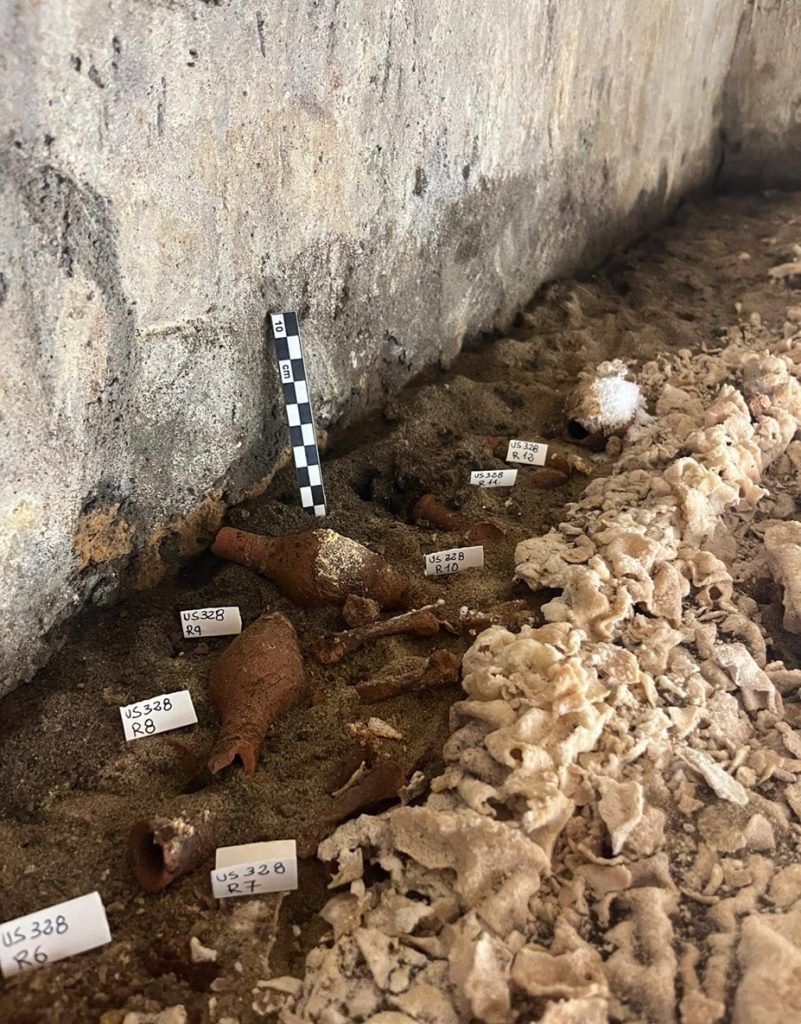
[720,0,801,188]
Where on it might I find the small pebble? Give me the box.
[190,936,218,963]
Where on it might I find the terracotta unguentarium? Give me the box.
[207,612,305,774]
[211,526,422,609]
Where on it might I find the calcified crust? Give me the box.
[565,358,645,443]
[268,324,801,1024]
[129,812,216,892]
[208,612,304,774]
[211,526,420,609]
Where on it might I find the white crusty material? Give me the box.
[565,358,645,435]
[287,326,801,1023]
[764,520,801,633]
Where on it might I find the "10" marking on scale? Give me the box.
[270,312,327,517]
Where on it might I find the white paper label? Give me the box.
[506,439,548,466]
[424,546,484,577]
[0,892,111,977]
[211,841,298,899]
[120,690,198,741]
[470,469,518,488]
[180,606,242,638]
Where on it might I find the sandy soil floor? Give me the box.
[1,189,800,1023]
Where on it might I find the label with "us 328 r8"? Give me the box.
[119,690,197,741]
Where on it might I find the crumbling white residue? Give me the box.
[565,358,645,435]
[314,529,371,586]
[764,520,801,633]
[281,322,801,1024]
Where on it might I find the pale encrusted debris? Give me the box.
[681,748,749,807]
[764,521,801,633]
[367,717,405,741]
[189,935,218,963]
[121,1009,187,1024]
[565,359,645,435]
[289,332,801,1023]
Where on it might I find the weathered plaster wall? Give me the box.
[722,0,801,186]
[0,0,753,692]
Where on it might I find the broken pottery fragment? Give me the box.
[411,494,468,532]
[412,493,505,542]
[129,811,216,892]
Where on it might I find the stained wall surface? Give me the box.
[722,0,801,186]
[0,0,789,692]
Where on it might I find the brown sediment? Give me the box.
[412,494,468,532]
[164,739,216,794]
[356,649,460,703]
[208,612,305,774]
[342,594,382,628]
[449,599,537,635]
[211,526,420,609]
[313,606,442,665]
[129,811,217,892]
[164,738,200,779]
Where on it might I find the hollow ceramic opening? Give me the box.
[567,419,590,440]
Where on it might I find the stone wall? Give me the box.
[0,0,785,693]
[722,0,801,186]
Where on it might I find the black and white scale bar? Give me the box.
[269,312,327,517]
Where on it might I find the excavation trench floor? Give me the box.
[1,190,800,1023]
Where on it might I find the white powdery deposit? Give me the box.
[276,322,801,1024]
[565,359,645,435]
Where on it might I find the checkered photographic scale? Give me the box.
[269,312,327,517]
